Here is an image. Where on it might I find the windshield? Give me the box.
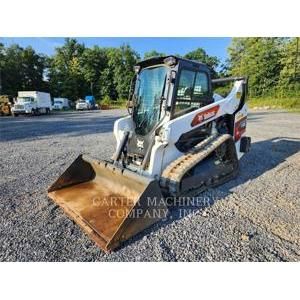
[18,97,34,103]
[133,66,168,135]
[54,101,63,104]
[79,100,86,103]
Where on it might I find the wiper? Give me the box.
[136,111,148,130]
[158,75,168,114]
[132,78,141,107]
[161,74,167,97]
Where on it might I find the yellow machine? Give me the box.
[0,95,13,116]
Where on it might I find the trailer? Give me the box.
[12,91,52,116]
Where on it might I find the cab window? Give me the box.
[175,69,210,114]
[193,72,209,100]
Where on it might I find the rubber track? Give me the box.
[160,134,234,197]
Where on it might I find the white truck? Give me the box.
[53,98,70,110]
[12,91,52,116]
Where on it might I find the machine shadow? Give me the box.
[118,137,300,251]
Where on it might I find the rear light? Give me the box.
[234,117,247,141]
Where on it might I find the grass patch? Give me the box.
[97,96,127,109]
[109,100,127,109]
[248,97,300,112]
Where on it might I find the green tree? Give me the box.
[0,44,47,96]
[100,45,139,100]
[227,38,284,95]
[99,65,115,99]
[115,44,140,99]
[0,43,5,94]
[80,46,108,99]
[144,50,166,59]
[21,46,47,91]
[278,37,300,90]
[48,38,87,100]
[184,48,220,77]
[47,41,139,101]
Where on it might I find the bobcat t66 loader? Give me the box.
[48,56,251,252]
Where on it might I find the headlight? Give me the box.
[164,56,177,66]
[134,65,141,73]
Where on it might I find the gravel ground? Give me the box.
[0,109,299,261]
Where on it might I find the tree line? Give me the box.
[0,38,298,102]
[227,37,299,97]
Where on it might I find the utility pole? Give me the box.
[90,82,94,96]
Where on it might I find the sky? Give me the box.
[0,37,231,65]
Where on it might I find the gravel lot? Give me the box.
[0,109,299,261]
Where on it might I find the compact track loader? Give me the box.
[48,56,251,252]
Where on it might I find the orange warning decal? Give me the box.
[191,105,220,127]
